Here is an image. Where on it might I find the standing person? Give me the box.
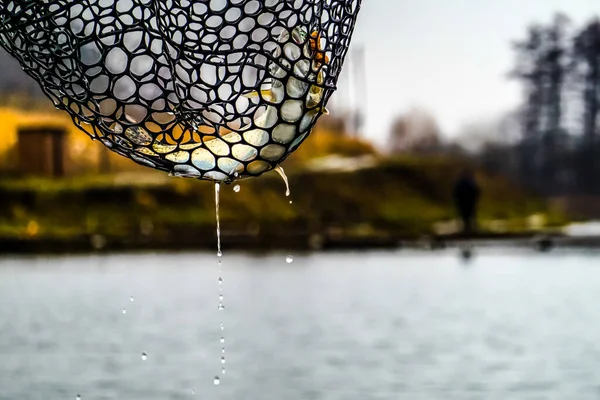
[453,169,481,234]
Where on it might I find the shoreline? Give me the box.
[1,231,598,255]
[0,162,571,256]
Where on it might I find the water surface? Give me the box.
[2,249,600,400]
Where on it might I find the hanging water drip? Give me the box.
[0,0,362,182]
[275,165,291,198]
[215,181,227,379]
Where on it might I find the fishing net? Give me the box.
[0,0,361,182]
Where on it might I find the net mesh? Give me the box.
[0,0,361,182]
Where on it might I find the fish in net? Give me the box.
[0,0,362,182]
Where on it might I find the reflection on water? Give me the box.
[2,249,600,400]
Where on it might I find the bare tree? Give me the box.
[510,14,572,194]
[388,108,442,155]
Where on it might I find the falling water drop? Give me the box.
[215,183,222,261]
[191,389,195,395]
[76,395,81,400]
[141,352,148,361]
[233,184,241,193]
[275,165,291,197]
[122,309,127,314]
[286,255,294,264]
[222,367,226,374]
[130,296,134,302]
[214,182,227,381]
[221,356,226,364]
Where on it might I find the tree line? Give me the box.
[508,13,600,195]
[388,14,600,197]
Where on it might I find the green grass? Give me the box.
[0,156,566,243]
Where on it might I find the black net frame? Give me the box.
[0,0,361,182]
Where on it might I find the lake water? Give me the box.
[2,249,600,400]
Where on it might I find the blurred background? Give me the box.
[4,1,600,399]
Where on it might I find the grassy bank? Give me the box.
[0,157,565,253]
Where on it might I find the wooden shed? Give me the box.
[17,125,68,177]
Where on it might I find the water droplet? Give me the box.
[222,347,225,353]
[191,389,195,395]
[215,183,222,261]
[141,352,148,361]
[76,395,81,400]
[122,309,127,314]
[220,337,225,344]
[218,277,223,285]
[221,356,226,364]
[222,367,226,374]
[233,184,241,193]
[286,255,294,264]
[218,303,224,310]
[219,294,223,301]
[289,200,293,204]
[275,165,291,197]
[220,323,224,330]
[213,376,220,385]
[130,297,134,302]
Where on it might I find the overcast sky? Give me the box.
[344,0,599,143]
[1,0,597,146]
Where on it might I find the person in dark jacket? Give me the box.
[453,169,481,234]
